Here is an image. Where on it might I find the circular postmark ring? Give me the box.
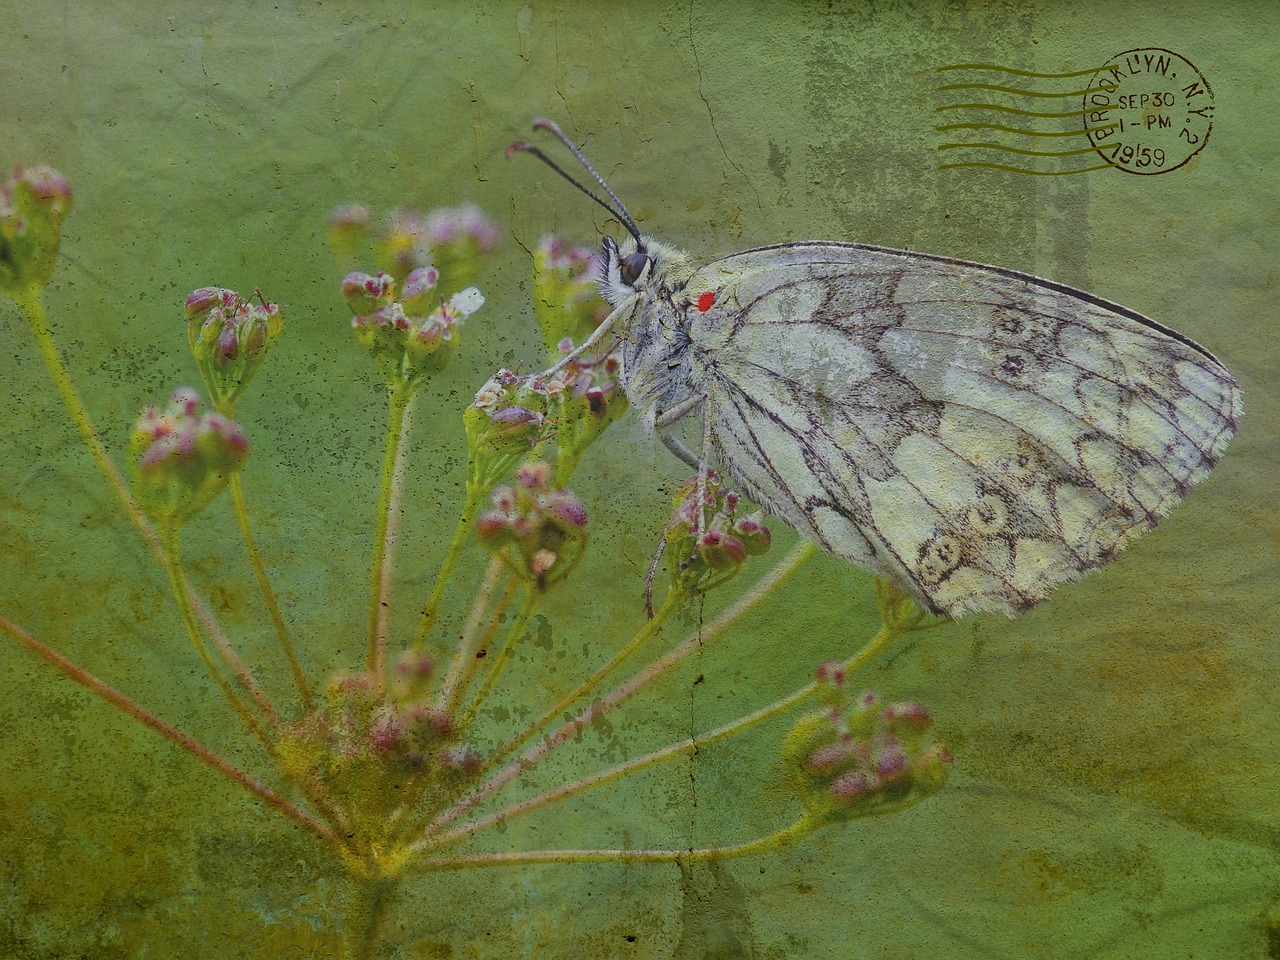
[1082,48,1214,175]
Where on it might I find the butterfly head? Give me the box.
[599,234,688,308]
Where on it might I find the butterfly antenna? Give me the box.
[513,118,644,245]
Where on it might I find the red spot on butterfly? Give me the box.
[697,291,716,312]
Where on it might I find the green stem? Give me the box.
[410,819,815,875]
[417,618,900,860]
[486,585,683,771]
[411,476,491,651]
[13,285,279,721]
[367,384,413,685]
[0,613,335,845]
[160,524,273,749]
[229,473,313,710]
[342,875,401,960]
[435,556,505,712]
[455,586,540,733]
[13,285,152,540]
[411,541,817,851]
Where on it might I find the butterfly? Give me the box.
[508,119,1242,618]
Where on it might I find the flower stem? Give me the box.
[435,556,505,712]
[342,874,401,960]
[486,585,683,771]
[0,613,335,845]
[160,523,274,748]
[411,819,815,875]
[421,621,897,857]
[411,541,816,849]
[367,383,413,686]
[411,475,492,652]
[13,285,152,540]
[229,473,313,710]
[455,585,540,733]
[12,284,278,721]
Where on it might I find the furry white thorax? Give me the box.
[595,234,700,431]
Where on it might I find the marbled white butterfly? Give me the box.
[510,120,1242,618]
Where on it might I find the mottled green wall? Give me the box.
[0,1,1276,958]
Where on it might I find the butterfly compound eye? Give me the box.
[619,251,650,286]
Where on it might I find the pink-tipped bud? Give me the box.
[328,203,374,257]
[543,491,588,530]
[425,203,501,253]
[184,286,235,322]
[914,745,953,793]
[15,165,73,219]
[516,460,553,490]
[530,549,558,579]
[438,745,483,776]
[341,270,394,314]
[473,510,511,543]
[874,742,908,782]
[699,528,747,570]
[883,701,932,737]
[815,661,846,686]
[395,652,435,681]
[829,770,872,803]
[369,708,405,755]
[401,265,440,313]
[733,511,772,555]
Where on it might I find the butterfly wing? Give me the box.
[675,242,1241,617]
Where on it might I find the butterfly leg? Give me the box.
[654,394,706,467]
[645,394,714,615]
[530,302,626,382]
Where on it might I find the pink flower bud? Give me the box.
[516,461,552,490]
[543,491,588,530]
[184,286,235,322]
[883,701,932,736]
[15,165,72,219]
[733,512,772,555]
[328,203,373,256]
[401,266,440,314]
[815,661,846,686]
[874,742,908,782]
[699,529,746,570]
[530,549,558,579]
[829,771,871,803]
[473,511,510,542]
[341,270,394,314]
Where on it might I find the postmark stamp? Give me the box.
[935,48,1214,175]
[1082,48,1214,174]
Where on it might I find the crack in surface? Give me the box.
[687,0,762,217]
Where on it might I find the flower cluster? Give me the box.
[782,664,951,825]
[277,653,483,832]
[183,287,284,414]
[128,387,250,527]
[473,461,588,591]
[0,164,73,295]
[342,266,483,390]
[466,368,551,455]
[328,202,500,289]
[662,472,771,597]
[532,235,606,357]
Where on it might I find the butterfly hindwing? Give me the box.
[675,242,1241,617]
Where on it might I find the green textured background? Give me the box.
[1,1,1276,957]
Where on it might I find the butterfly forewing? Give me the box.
[672,242,1241,617]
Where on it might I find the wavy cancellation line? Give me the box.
[935,63,1115,79]
[936,142,1105,159]
[936,82,1106,98]
[935,102,1101,119]
[936,122,1117,138]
